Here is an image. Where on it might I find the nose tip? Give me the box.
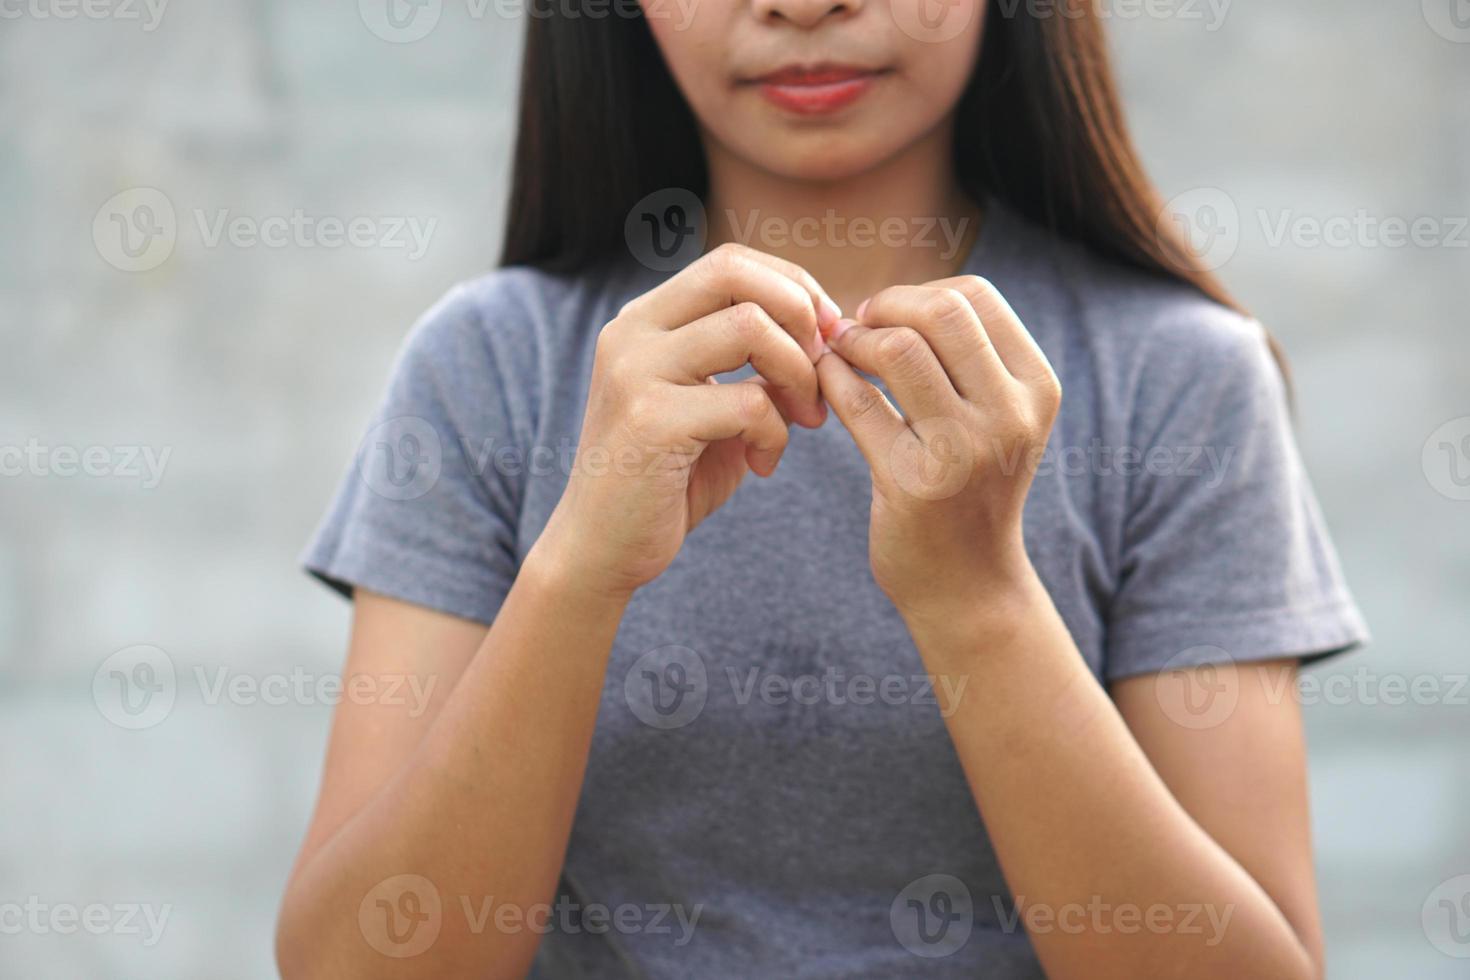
[752,0,863,28]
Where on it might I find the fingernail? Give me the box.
[829,317,856,342]
[855,298,870,321]
[818,295,842,328]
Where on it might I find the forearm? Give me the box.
[905,572,1319,980]
[277,547,628,979]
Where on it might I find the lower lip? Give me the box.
[756,75,880,115]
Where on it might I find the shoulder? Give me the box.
[992,208,1283,426]
[403,264,588,357]
[394,261,636,392]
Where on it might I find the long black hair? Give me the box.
[500,4,1252,335]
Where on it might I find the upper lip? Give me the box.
[744,63,887,86]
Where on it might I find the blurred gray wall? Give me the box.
[1,1,1466,976]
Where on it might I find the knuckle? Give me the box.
[925,288,975,330]
[773,256,816,292]
[598,344,643,384]
[1036,372,1064,413]
[876,326,927,367]
[731,382,772,423]
[622,392,664,438]
[596,316,623,346]
[764,412,791,448]
[614,295,645,321]
[957,274,995,299]
[594,320,630,368]
[729,302,771,340]
[846,385,889,422]
[702,242,747,278]
[867,284,901,306]
[1012,386,1058,438]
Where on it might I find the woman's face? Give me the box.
[641,0,986,182]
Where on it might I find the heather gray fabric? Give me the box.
[303,200,1368,977]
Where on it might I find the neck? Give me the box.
[702,125,982,314]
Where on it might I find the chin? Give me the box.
[720,125,907,185]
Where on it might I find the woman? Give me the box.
[276,0,1367,976]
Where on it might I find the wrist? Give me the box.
[522,524,637,612]
[897,556,1052,655]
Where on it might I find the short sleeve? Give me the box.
[1104,311,1369,681]
[301,283,530,625]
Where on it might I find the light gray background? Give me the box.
[2,1,1467,976]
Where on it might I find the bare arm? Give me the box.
[276,244,837,978]
[818,275,1324,979]
[909,591,1322,979]
[276,564,628,978]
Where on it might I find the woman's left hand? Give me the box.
[817,276,1062,632]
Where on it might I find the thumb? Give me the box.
[815,348,907,471]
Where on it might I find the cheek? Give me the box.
[893,0,986,111]
[900,39,980,124]
[640,3,735,115]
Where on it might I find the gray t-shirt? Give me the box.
[303,200,1368,977]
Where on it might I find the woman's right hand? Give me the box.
[533,243,839,600]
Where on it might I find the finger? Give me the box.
[824,318,958,421]
[733,246,843,335]
[854,284,1007,400]
[680,380,790,476]
[816,350,906,468]
[662,303,825,428]
[620,243,835,362]
[928,275,1054,383]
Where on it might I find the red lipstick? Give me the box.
[750,64,885,116]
